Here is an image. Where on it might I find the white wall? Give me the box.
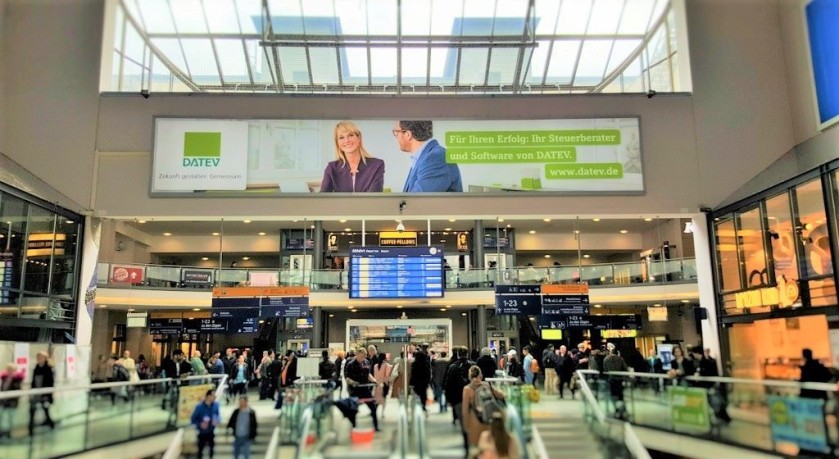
[1,0,102,209]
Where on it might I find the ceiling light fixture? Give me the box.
[201,257,209,261]
[528,230,536,234]
[543,218,551,222]
[163,232,172,236]
[498,218,505,222]
[594,304,602,308]
[243,220,251,223]
[619,230,628,234]
[242,256,250,261]
[137,220,146,224]
[339,219,347,223]
[544,254,551,258]
[329,314,335,318]
[397,305,403,309]
[680,299,690,303]
[192,308,201,311]
[593,218,600,222]
[444,227,452,231]
[583,254,590,258]
[344,228,351,232]
[448,219,456,222]
[212,232,220,236]
[258,232,266,236]
[574,230,580,234]
[439,308,446,312]
[644,217,653,222]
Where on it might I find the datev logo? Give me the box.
[182,132,222,167]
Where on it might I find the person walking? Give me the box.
[227,395,258,459]
[191,389,221,459]
[542,345,557,395]
[191,350,208,383]
[522,346,535,386]
[432,351,450,412]
[411,347,432,417]
[556,345,577,399]
[344,347,380,432]
[0,363,24,438]
[603,344,629,419]
[372,353,392,419]
[799,348,833,399]
[477,411,521,459]
[29,351,55,435]
[476,348,496,382]
[443,346,474,425]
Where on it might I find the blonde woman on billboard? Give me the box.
[320,121,385,192]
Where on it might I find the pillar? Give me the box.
[474,220,485,268]
[312,306,323,348]
[313,220,324,269]
[691,213,722,373]
[476,305,487,350]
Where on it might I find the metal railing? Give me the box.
[265,426,281,459]
[96,257,697,291]
[576,369,651,459]
[0,374,225,459]
[577,369,839,457]
[162,427,185,459]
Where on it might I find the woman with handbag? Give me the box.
[372,353,392,419]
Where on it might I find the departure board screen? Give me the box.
[349,246,444,298]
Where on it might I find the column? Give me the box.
[311,306,323,348]
[476,305,487,350]
[473,220,485,268]
[313,221,324,269]
[691,213,722,373]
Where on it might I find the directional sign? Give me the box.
[543,295,589,304]
[211,307,259,333]
[495,284,542,315]
[183,318,227,334]
[149,318,183,335]
[539,314,642,331]
[260,296,309,318]
[542,304,590,315]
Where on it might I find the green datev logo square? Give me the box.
[183,132,221,158]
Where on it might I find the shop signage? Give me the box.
[669,386,711,434]
[327,233,339,252]
[735,278,800,309]
[647,306,668,321]
[456,233,469,252]
[26,233,66,257]
[182,268,214,286]
[767,396,830,454]
[490,332,505,338]
[379,231,418,247]
[110,265,144,284]
[152,118,644,196]
[601,329,638,338]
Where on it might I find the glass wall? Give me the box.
[0,186,83,329]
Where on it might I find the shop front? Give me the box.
[712,164,839,381]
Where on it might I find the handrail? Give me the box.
[412,396,426,458]
[398,401,409,459]
[214,375,228,400]
[294,406,314,459]
[576,369,650,458]
[162,427,185,459]
[581,369,839,392]
[505,402,529,459]
[0,374,225,401]
[529,425,550,459]
[265,425,281,459]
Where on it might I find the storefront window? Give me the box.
[793,179,832,279]
[736,207,767,289]
[715,217,740,292]
[765,193,798,288]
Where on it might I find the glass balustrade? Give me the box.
[96,258,697,291]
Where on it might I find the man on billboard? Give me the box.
[393,121,462,192]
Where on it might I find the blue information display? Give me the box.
[807,0,839,127]
[211,307,259,333]
[349,246,444,298]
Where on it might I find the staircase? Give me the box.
[181,415,275,458]
[532,407,607,459]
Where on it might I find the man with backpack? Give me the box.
[542,345,557,395]
[522,346,537,386]
[442,346,474,425]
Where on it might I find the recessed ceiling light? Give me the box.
[242,256,250,260]
[212,232,220,236]
[329,314,335,318]
[543,218,551,222]
[528,230,536,234]
[188,317,194,320]
[259,320,265,323]
[680,299,690,303]
[574,230,580,234]
[497,218,505,222]
[594,304,602,308]
[506,224,511,228]
[529,317,536,321]
[310,225,315,229]
[344,228,351,232]
[163,232,172,236]
[66,220,74,224]
[446,305,452,308]
[98,305,108,308]
[351,309,358,313]
[192,308,201,311]
[137,220,146,224]
[444,227,452,231]
[583,254,590,258]
[544,255,551,258]
[258,232,267,236]
[654,303,661,307]
[619,230,628,234]
[127,308,135,312]
[339,219,347,223]
[243,220,251,223]
[439,308,446,312]
[397,305,403,309]
[201,257,209,261]
[293,220,299,223]
[644,218,653,222]
[448,219,456,222]
[461,312,467,316]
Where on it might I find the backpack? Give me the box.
[530,357,540,374]
[471,383,504,424]
[113,364,129,382]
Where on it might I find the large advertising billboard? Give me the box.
[151,117,642,195]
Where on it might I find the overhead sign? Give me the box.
[540,314,641,331]
[183,318,227,334]
[151,118,643,195]
[647,306,668,321]
[379,231,418,247]
[494,284,542,315]
[211,307,259,333]
[182,268,214,287]
[349,246,444,299]
[212,286,310,319]
[149,318,183,335]
[806,0,839,128]
[110,265,144,284]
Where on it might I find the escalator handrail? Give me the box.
[294,406,315,459]
[575,370,606,424]
[623,422,651,459]
[214,375,228,400]
[529,425,550,459]
[579,368,839,392]
[411,396,426,458]
[162,427,185,459]
[504,402,529,459]
[0,373,226,400]
[398,401,409,458]
[265,425,281,459]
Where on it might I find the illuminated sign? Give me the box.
[601,329,638,338]
[647,306,668,321]
[379,231,418,247]
[26,233,66,257]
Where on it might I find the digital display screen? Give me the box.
[349,246,444,299]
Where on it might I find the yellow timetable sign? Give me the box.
[379,231,417,246]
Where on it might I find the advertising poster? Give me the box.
[657,343,674,371]
[65,345,77,378]
[669,386,710,434]
[178,384,215,425]
[152,118,643,195]
[767,396,830,454]
[110,265,144,284]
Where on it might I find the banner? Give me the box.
[177,384,215,425]
[767,396,830,454]
[669,386,710,434]
[110,265,144,284]
[152,118,643,195]
[182,268,214,287]
[13,342,29,375]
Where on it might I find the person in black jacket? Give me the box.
[690,346,731,423]
[227,395,258,459]
[276,351,298,410]
[29,352,55,435]
[799,348,833,399]
[476,347,497,382]
[555,345,577,399]
[443,346,474,425]
[319,350,337,390]
[411,348,432,416]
